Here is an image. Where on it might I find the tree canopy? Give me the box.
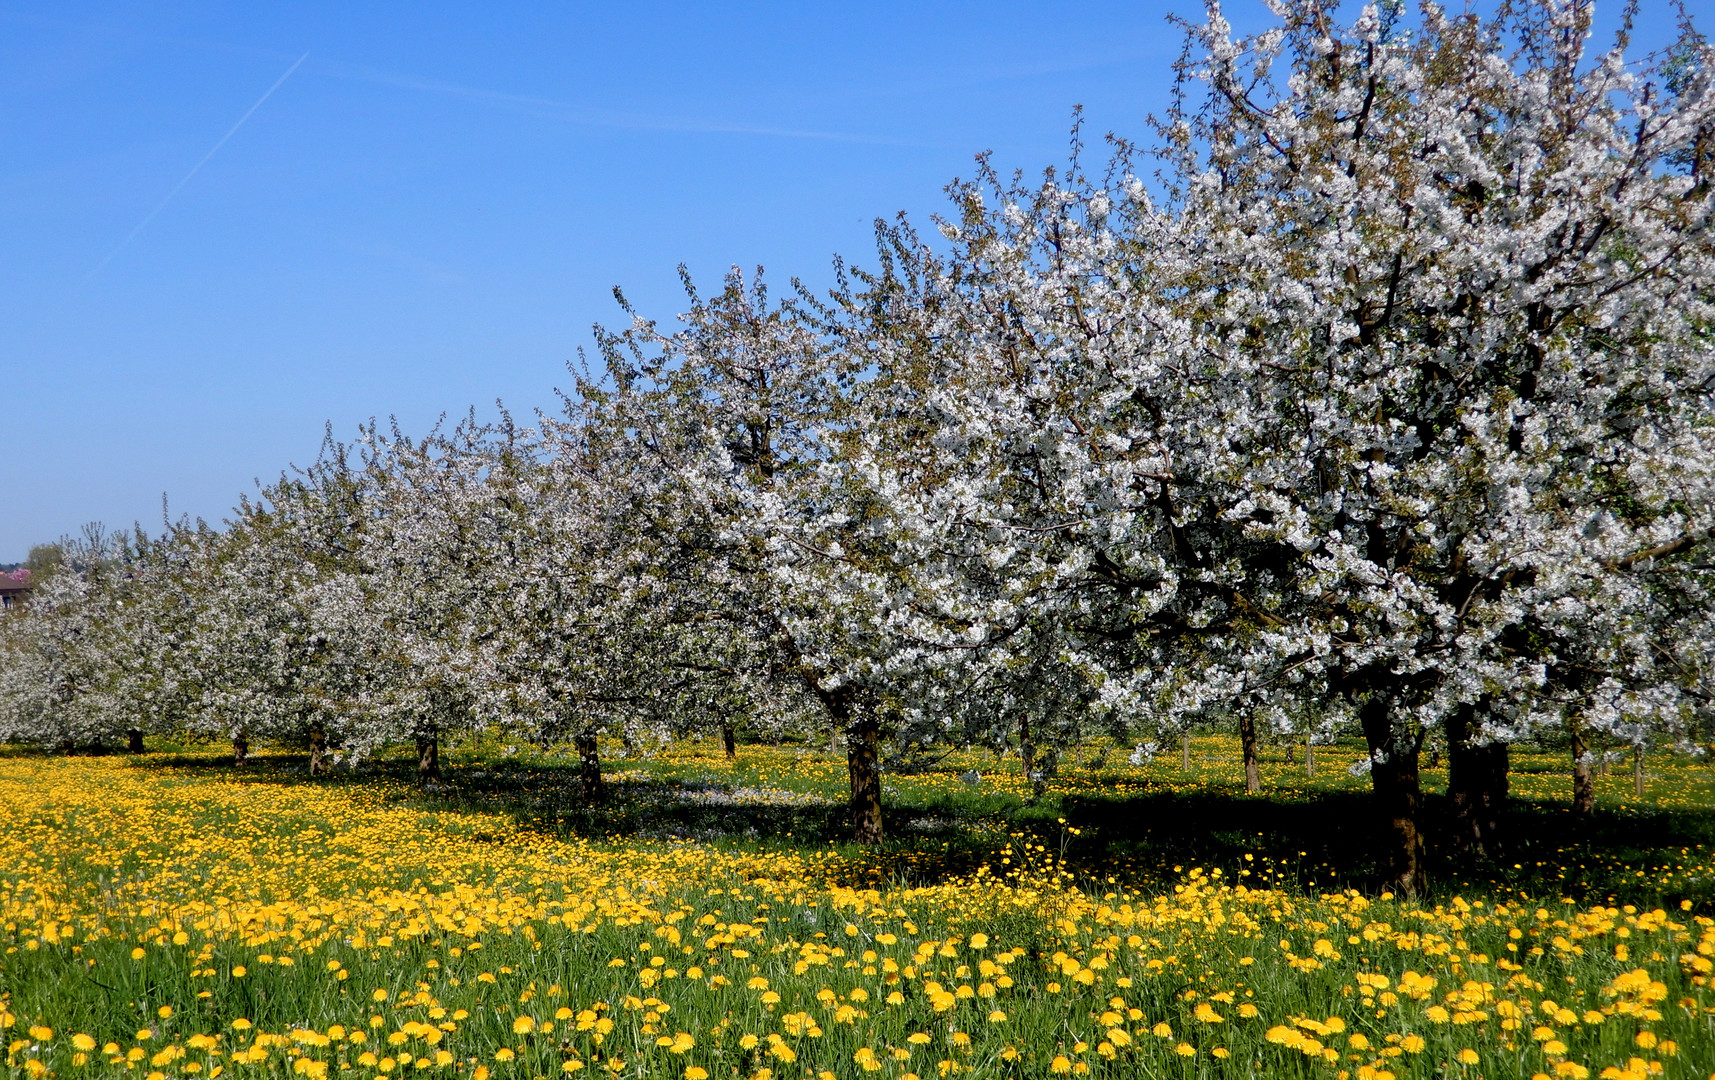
[3,0,1711,895]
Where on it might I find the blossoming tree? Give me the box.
[815,0,1715,891]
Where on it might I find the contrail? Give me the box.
[324,61,929,147]
[88,51,309,278]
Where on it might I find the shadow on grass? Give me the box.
[114,746,1715,909]
[1056,783,1715,908]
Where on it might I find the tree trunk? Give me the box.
[722,723,737,760]
[846,711,884,845]
[126,728,144,754]
[1238,714,1261,794]
[1446,706,1509,860]
[1633,745,1645,799]
[1571,722,1596,815]
[416,725,441,782]
[232,734,249,766]
[1181,734,1192,772]
[1360,698,1426,898]
[576,733,604,804]
[308,723,328,776]
[1019,712,1035,780]
[1305,739,1316,779]
[804,679,884,844]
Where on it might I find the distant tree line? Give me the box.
[4,0,1714,895]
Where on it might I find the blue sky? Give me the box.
[0,2,1686,561]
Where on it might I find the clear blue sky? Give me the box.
[0,2,1684,561]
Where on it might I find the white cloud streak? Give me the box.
[87,51,309,278]
[320,61,932,147]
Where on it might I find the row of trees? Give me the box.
[4,0,1714,895]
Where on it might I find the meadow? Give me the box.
[3,735,1714,1080]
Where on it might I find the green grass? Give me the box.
[1,736,1713,1079]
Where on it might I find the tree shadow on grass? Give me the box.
[120,747,1715,908]
[1055,783,1715,908]
[130,749,984,865]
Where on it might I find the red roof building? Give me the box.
[0,570,31,610]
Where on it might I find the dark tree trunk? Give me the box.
[1238,714,1261,794]
[817,687,881,844]
[1305,739,1316,778]
[1360,698,1426,898]
[1019,712,1035,779]
[576,733,603,805]
[232,734,249,766]
[1181,734,1192,772]
[416,725,441,782]
[846,711,883,845]
[1446,707,1509,859]
[308,723,328,776]
[126,728,145,754]
[722,723,737,760]
[1633,745,1645,799]
[1571,723,1596,815]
